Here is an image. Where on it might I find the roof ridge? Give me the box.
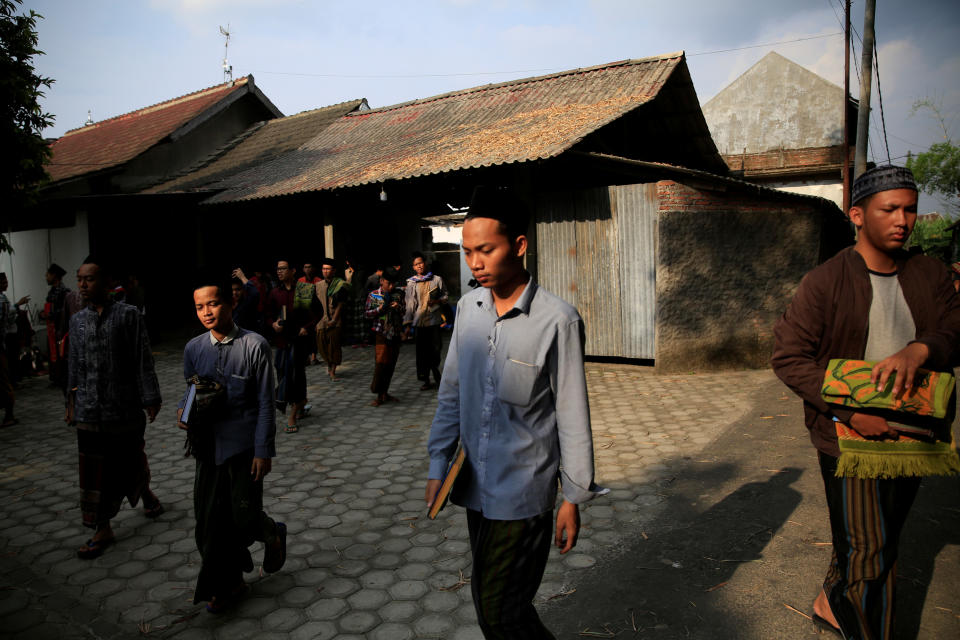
[281,98,366,121]
[60,76,251,138]
[352,52,685,117]
[148,119,269,191]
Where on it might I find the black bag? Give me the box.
[183,375,226,460]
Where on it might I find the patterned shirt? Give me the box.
[67,301,161,423]
[46,283,70,336]
[365,287,405,340]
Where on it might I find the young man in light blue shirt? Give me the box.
[426,187,603,639]
[179,277,286,613]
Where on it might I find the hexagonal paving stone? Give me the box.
[564,553,597,569]
[422,590,461,613]
[279,586,320,607]
[68,567,109,587]
[331,559,368,577]
[262,607,306,632]
[293,568,329,587]
[455,602,478,623]
[343,543,377,560]
[213,617,261,640]
[379,538,412,553]
[403,546,438,563]
[388,580,429,600]
[396,562,433,581]
[414,612,457,636]
[235,596,280,618]
[347,588,389,610]
[289,621,337,640]
[128,570,167,590]
[338,610,379,634]
[369,553,402,569]
[370,622,415,640]
[452,624,486,640]
[378,599,420,623]
[316,577,358,598]
[120,601,165,625]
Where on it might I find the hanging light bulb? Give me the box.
[380,185,388,202]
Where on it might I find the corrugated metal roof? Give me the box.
[206,53,696,203]
[145,99,366,194]
[46,77,254,183]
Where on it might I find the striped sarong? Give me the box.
[819,452,919,639]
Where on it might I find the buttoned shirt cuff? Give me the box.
[428,457,451,480]
[255,445,275,459]
[560,472,609,504]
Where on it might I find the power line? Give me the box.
[251,32,845,80]
[686,32,841,56]
[252,67,562,80]
[873,39,892,164]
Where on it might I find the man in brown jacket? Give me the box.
[772,165,960,639]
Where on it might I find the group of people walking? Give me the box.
[33,248,453,614]
[227,254,450,430]
[3,169,958,638]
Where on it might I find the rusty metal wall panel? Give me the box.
[574,188,622,357]
[611,184,658,359]
[536,191,579,310]
[536,183,657,359]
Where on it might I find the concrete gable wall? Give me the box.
[703,52,847,155]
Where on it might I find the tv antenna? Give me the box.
[219,24,233,84]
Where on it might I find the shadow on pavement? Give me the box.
[896,473,960,639]
[548,461,804,639]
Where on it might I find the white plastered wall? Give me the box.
[1,214,89,350]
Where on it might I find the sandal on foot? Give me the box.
[1,417,18,428]
[143,501,164,519]
[263,522,287,573]
[77,536,115,559]
[284,424,299,433]
[812,613,844,637]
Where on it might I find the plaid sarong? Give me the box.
[77,422,150,528]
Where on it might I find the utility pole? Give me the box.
[842,0,851,213]
[854,0,876,179]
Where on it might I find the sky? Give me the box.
[22,0,960,213]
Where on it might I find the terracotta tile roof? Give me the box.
[207,53,716,203]
[146,99,366,194]
[46,77,253,183]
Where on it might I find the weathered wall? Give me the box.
[654,181,842,372]
[702,52,846,155]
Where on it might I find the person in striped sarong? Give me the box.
[773,166,960,639]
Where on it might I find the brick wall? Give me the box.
[654,180,850,372]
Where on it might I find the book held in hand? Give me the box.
[428,445,465,520]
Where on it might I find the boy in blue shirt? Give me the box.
[178,278,286,612]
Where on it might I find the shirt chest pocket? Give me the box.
[226,373,254,406]
[498,358,540,406]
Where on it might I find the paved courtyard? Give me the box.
[0,332,775,639]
